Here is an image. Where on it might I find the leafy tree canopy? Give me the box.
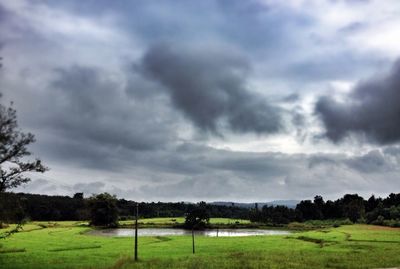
[184,202,210,230]
[88,193,119,227]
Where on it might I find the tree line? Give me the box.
[0,192,249,225]
[1,191,400,227]
[249,193,400,227]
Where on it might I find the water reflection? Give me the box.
[88,228,291,237]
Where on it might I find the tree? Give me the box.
[366,195,381,212]
[0,98,47,192]
[295,200,321,221]
[88,193,119,227]
[184,202,209,230]
[342,194,365,222]
[313,195,325,219]
[383,193,400,207]
[73,192,84,200]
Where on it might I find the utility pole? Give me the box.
[192,227,195,254]
[134,202,138,261]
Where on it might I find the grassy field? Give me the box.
[119,217,250,227]
[1,220,400,269]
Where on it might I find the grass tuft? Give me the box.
[48,245,101,252]
[0,248,26,254]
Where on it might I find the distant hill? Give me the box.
[211,200,300,209]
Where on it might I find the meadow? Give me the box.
[119,217,251,228]
[1,219,400,269]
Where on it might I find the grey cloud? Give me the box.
[73,181,105,195]
[0,3,13,26]
[21,179,52,191]
[282,93,300,103]
[17,178,59,194]
[14,64,181,171]
[382,146,400,164]
[141,43,282,135]
[4,0,400,202]
[344,150,389,173]
[287,50,388,82]
[308,155,341,169]
[133,145,400,201]
[56,0,309,53]
[338,22,366,34]
[18,143,400,201]
[139,176,238,200]
[50,65,178,150]
[308,149,397,174]
[316,59,400,144]
[383,146,400,156]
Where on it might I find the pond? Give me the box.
[88,228,291,237]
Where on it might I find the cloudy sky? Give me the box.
[1,0,400,202]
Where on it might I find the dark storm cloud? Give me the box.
[316,59,400,144]
[49,66,174,151]
[141,44,282,135]
[12,64,181,172]
[308,149,397,175]
[344,150,390,173]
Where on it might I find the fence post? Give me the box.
[192,228,195,254]
[134,203,138,261]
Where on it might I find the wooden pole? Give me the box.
[192,228,195,254]
[134,203,138,261]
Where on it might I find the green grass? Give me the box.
[1,221,400,269]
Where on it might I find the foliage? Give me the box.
[247,193,399,227]
[0,192,88,222]
[0,192,250,222]
[184,202,210,229]
[2,192,400,228]
[88,193,119,227]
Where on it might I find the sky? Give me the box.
[1,0,400,202]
